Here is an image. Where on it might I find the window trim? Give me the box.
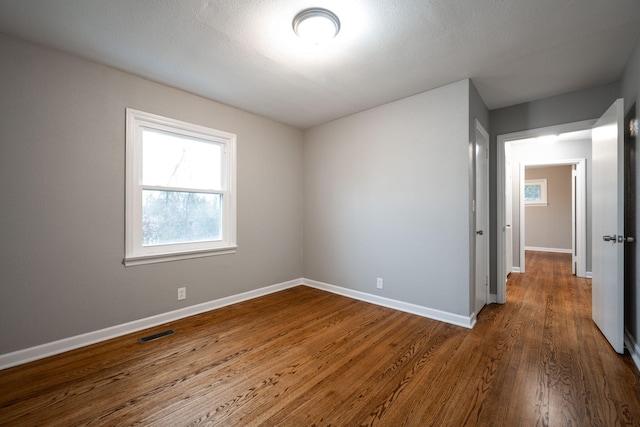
[524,178,548,206]
[124,108,237,266]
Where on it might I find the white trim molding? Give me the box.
[303,278,475,329]
[0,279,301,370]
[625,328,640,372]
[586,271,593,279]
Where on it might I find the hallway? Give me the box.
[494,250,640,425]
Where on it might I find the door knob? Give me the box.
[603,235,617,242]
[477,230,484,235]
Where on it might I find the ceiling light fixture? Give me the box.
[292,8,340,44]
[537,134,559,144]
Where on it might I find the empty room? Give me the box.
[1,1,640,425]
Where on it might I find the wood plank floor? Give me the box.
[1,252,640,426]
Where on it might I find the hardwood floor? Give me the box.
[1,252,640,426]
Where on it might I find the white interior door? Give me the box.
[475,121,489,313]
[592,98,625,354]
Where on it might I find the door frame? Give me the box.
[496,119,595,304]
[505,159,513,277]
[475,120,490,313]
[518,159,586,276]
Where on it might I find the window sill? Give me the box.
[123,246,237,267]
[525,202,548,206]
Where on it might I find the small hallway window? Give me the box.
[524,178,548,206]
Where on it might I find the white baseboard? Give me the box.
[0,279,301,371]
[302,278,475,329]
[586,271,593,279]
[1,277,479,370]
[512,267,521,273]
[469,312,477,328]
[625,328,640,372]
[488,293,498,304]
[525,246,572,254]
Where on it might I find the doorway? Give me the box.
[518,160,586,275]
[497,120,595,303]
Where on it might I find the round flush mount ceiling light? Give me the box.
[537,134,559,144]
[292,8,340,43]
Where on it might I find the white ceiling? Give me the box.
[0,0,639,129]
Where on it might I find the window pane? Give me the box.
[524,184,541,201]
[142,129,222,190]
[142,190,222,246]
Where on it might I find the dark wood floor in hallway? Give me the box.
[1,251,640,426]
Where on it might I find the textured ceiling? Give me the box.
[0,0,639,129]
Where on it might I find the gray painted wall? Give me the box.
[621,35,640,349]
[303,80,473,317]
[489,83,619,294]
[3,25,639,361]
[524,165,573,251]
[0,35,304,355]
[508,140,592,270]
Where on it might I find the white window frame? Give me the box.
[124,108,237,266]
[524,178,548,206]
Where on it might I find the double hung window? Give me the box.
[125,109,236,266]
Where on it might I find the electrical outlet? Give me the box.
[376,278,383,289]
[177,287,186,300]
